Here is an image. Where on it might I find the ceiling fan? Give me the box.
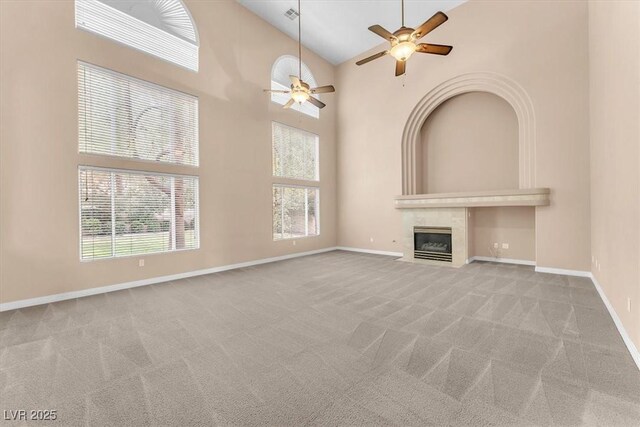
[264,0,335,109]
[356,0,453,76]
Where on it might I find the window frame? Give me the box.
[271,121,320,241]
[77,61,200,167]
[78,165,200,262]
[272,184,320,241]
[75,0,199,72]
[271,121,319,182]
[270,55,320,119]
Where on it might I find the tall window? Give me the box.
[272,122,319,240]
[271,55,319,119]
[78,62,199,261]
[75,0,199,71]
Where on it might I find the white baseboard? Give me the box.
[0,247,339,312]
[534,266,592,277]
[590,274,640,371]
[468,256,536,266]
[335,246,403,257]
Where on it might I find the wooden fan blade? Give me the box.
[264,89,291,93]
[311,85,335,94]
[395,60,406,77]
[368,25,396,41]
[307,96,326,109]
[412,11,448,40]
[356,51,388,66]
[289,75,301,87]
[416,43,452,55]
[283,98,295,109]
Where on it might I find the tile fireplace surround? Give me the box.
[395,189,551,267]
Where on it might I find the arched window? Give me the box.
[75,0,199,71]
[271,55,319,119]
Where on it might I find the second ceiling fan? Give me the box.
[356,0,453,76]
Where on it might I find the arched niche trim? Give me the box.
[401,72,536,195]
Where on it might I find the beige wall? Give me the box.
[0,0,337,303]
[336,0,591,271]
[470,207,535,262]
[589,1,640,349]
[419,91,518,194]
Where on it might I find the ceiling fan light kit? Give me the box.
[356,0,453,77]
[263,0,335,110]
[390,41,416,61]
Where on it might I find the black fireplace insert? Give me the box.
[414,227,452,262]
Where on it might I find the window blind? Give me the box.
[273,185,319,240]
[272,122,319,181]
[79,167,199,260]
[75,0,199,71]
[78,62,199,166]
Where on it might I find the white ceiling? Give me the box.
[237,0,467,65]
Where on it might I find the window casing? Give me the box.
[272,122,319,240]
[79,167,199,261]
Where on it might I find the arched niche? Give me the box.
[402,72,536,195]
[420,92,519,193]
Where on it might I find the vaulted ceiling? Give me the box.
[237,0,466,65]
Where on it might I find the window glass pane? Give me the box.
[272,186,283,239]
[79,169,113,259]
[79,168,199,260]
[113,173,172,257]
[272,185,319,240]
[78,62,198,166]
[272,122,318,181]
[307,187,319,235]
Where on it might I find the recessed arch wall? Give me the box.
[402,72,536,195]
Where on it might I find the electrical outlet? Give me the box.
[370,237,374,243]
[293,240,296,246]
[628,297,631,312]
[502,243,509,249]
[138,259,144,267]
[493,243,499,249]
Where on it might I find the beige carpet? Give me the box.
[1,250,639,426]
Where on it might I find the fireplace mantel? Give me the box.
[394,188,550,209]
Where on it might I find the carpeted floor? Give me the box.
[1,250,639,426]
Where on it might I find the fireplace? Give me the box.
[414,226,452,262]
